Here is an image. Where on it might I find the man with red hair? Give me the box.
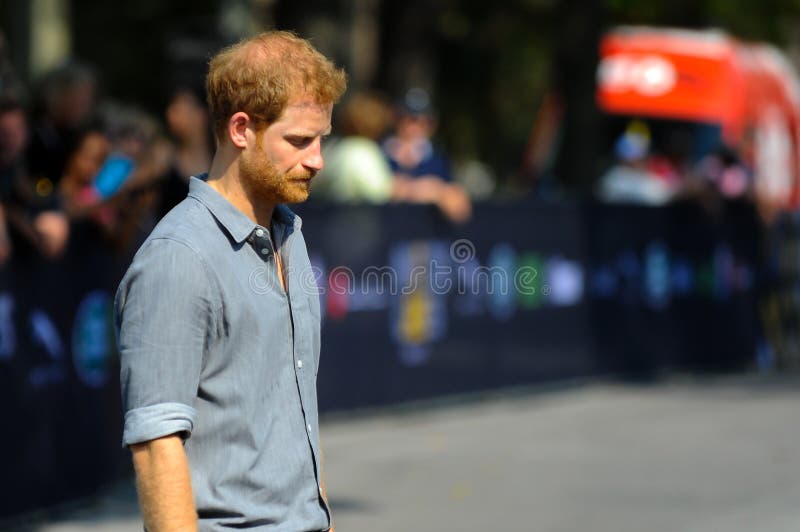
[116,31,346,531]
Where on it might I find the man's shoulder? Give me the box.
[146,196,221,251]
[126,197,226,276]
[150,195,202,234]
[117,199,219,304]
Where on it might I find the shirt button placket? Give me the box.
[253,228,273,260]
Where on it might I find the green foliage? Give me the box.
[606,0,800,43]
[70,0,219,110]
[432,1,556,180]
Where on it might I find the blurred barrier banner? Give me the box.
[0,201,762,517]
[297,200,761,411]
[761,211,800,369]
[0,224,131,518]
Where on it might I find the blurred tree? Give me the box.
[606,0,800,44]
[274,0,347,77]
[1,0,796,195]
[70,0,219,110]
[0,2,31,83]
[274,0,381,92]
[551,0,605,193]
[273,0,800,193]
[375,0,439,94]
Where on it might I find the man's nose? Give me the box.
[303,139,324,171]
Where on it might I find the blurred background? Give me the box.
[4,1,800,531]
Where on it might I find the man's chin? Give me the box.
[283,183,312,203]
[288,192,310,204]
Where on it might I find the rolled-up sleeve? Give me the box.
[115,237,214,447]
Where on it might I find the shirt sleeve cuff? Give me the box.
[122,402,197,447]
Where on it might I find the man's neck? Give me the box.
[206,153,275,228]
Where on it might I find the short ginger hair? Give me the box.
[206,31,347,142]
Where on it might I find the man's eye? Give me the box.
[288,137,312,147]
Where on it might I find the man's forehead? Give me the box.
[271,99,332,132]
[284,98,333,113]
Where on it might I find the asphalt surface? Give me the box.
[17,374,800,532]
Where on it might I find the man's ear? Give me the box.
[227,112,250,149]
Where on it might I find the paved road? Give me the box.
[19,375,800,532]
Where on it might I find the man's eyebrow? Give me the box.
[285,126,332,138]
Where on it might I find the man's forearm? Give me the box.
[131,435,197,532]
[320,448,335,532]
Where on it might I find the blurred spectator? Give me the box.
[155,87,213,220]
[91,101,172,248]
[597,122,675,206]
[692,145,752,199]
[26,60,98,211]
[31,209,70,258]
[99,101,171,191]
[0,96,70,260]
[384,88,452,181]
[0,98,26,263]
[382,87,471,223]
[314,91,394,203]
[670,144,755,219]
[0,98,27,193]
[59,127,113,225]
[453,159,497,201]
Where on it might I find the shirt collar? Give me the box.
[188,174,302,244]
[274,203,302,232]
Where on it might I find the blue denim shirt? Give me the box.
[115,175,330,531]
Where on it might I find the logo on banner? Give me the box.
[644,241,671,309]
[713,244,735,300]
[546,256,584,306]
[72,291,114,388]
[389,240,448,367]
[486,244,517,320]
[671,257,694,296]
[0,294,15,361]
[590,266,619,299]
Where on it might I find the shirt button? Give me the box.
[260,248,269,255]
[297,360,303,369]
[255,228,264,237]
[307,424,312,433]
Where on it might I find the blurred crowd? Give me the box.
[0,43,762,271]
[310,87,473,222]
[0,51,214,265]
[0,40,478,266]
[596,120,756,212]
